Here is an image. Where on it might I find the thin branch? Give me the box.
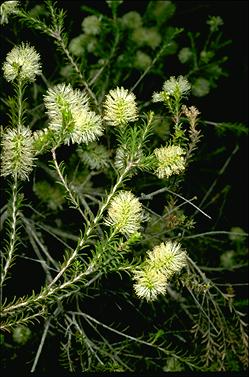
[181,230,248,239]
[51,148,89,224]
[30,318,51,373]
[1,175,19,287]
[69,311,201,370]
[140,187,211,219]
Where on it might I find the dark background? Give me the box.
[0,1,248,229]
[61,0,248,229]
[62,0,248,122]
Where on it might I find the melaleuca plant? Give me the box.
[0,0,247,374]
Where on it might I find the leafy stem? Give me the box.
[51,148,89,224]
[0,174,19,288]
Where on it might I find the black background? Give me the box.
[0,2,248,375]
[60,0,248,229]
[0,2,247,279]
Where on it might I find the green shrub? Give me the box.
[0,1,247,373]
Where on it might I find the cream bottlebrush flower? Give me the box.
[121,11,142,29]
[44,83,103,145]
[152,76,190,103]
[103,87,138,127]
[0,1,19,25]
[133,267,167,301]
[134,50,152,70]
[2,43,41,83]
[147,241,187,278]
[69,34,87,57]
[144,28,162,49]
[69,34,98,56]
[131,27,147,46]
[207,15,223,32]
[1,126,35,180]
[191,77,210,97]
[44,83,90,118]
[81,15,101,35]
[178,47,193,64]
[162,75,191,96]
[69,109,103,144]
[105,191,143,237]
[154,145,186,179]
[12,326,31,345]
[152,91,170,104]
[133,241,187,301]
[151,1,176,20]
[77,142,109,170]
[131,27,161,49]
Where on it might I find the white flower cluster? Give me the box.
[2,43,41,83]
[191,77,210,97]
[77,142,109,170]
[152,76,191,103]
[105,191,143,237]
[81,15,101,35]
[134,50,152,70]
[103,87,138,127]
[44,83,103,145]
[1,126,35,180]
[121,11,142,29]
[131,27,161,50]
[178,47,193,64]
[154,145,186,179]
[133,241,187,301]
[69,34,98,56]
[163,75,191,96]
